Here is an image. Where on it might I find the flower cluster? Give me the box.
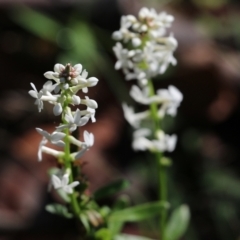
[29,63,98,194]
[113,8,183,153]
[112,7,177,86]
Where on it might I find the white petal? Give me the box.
[85,98,98,109]
[132,38,141,47]
[72,95,81,105]
[68,181,80,188]
[54,63,65,73]
[51,132,65,141]
[87,77,98,86]
[29,90,38,98]
[61,174,69,186]
[51,175,62,189]
[53,103,63,116]
[78,116,89,126]
[74,64,82,73]
[30,82,37,92]
[63,186,73,194]
[73,109,81,124]
[82,87,88,93]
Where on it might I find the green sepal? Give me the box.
[165,204,190,240]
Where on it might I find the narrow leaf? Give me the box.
[165,204,190,240]
[109,201,169,222]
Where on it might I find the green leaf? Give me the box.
[109,201,169,222]
[108,220,124,237]
[94,179,130,200]
[11,6,61,41]
[95,228,113,240]
[114,234,155,240]
[45,204,73,219]
[165,204,190,240]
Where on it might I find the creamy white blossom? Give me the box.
[112,7,178,81]
[51,174,79,194]
[36,128,65,147]
[57,108,89,132]
[30,63,98,163]
[29,83,44,112]
[122,103,149,128]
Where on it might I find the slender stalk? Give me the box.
[148,79,168,240]
[61,90,81,216]
[64,128,81,216]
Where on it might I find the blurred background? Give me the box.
[0,0,240,239]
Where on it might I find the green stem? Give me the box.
[61,90,81,217]
[64,128,81,216]
[148,80,168,240]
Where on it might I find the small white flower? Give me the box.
[53,103,63,116]
[122,103,149,128]
[113,42,134,70]
[81,96,98,109]
[129,85,151,105]
[155,85,183,117]
[152,131,177,152]
[51,174,79,194]
[57,109,89,132]
[72,95,81,105]
[132,128,152,151]
[42,81,57,95]
[29,83,44,112]
[36,128,65,147]
[81,106,96,122]
[83,130,94,148]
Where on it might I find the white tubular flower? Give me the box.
[129,85,151,105]
[155,85,183,117]
[72,95,81,105]
[122,103,149,128]
[29,83,44,112]
[152,131,177,152]
[70,131,94,160]
[71,148,88,160]
[113,42,134,70]
[113,8,177,80]
[81,107,96,123]
[40,146,64,161]
[53,103,63,116]
[132,128,153,151]
[83,130,94,148]
[51,174,79,194]
[42,81,57,95]
[36,128,65,147]
[38,137,48,161]
[81,96,98,109]
[57,109,89,132]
